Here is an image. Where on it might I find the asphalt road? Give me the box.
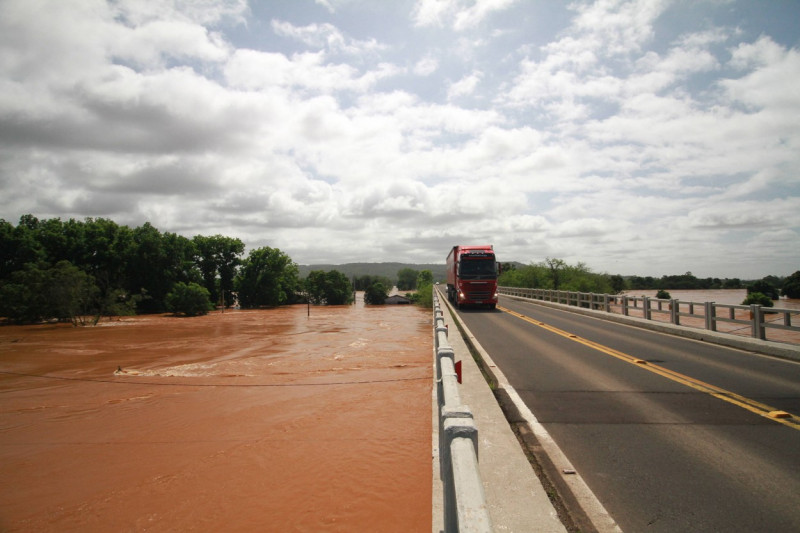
[456,295,800,532]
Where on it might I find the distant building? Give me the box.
[385,294,411,305]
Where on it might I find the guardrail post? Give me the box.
[705,301,715,331]
[643,296,651,320]
[670,299,679,325]
[750,304,766,340]
[622,295,629,316]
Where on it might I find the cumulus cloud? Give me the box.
[412,0,519,30]
[0,0,798,278]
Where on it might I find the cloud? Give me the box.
[0,0,798,278]
[271,19,386,55]
[414,55,440,76]
[412,0,519,30]
[447,70,483,100]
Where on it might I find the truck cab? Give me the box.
[446,245,499,309]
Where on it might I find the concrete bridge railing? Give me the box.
[433,290,492,533]
[499,287,800,344]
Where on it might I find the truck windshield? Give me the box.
[459,259,496,279]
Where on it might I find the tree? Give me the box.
[193,235,244,307]
[782,271,800,299]
[412,270,434,308]
[397,268,419,291]
[0,262,50,322]
[364,282,389,305]
[545,258,567,290]
[417,269,433,287]
[748,279,779,300]
[165,282,213,316]
[610,275,626,294]
[353,274,393,291]
[305,270,353,305]
[48,260,100,325]
[236,247,299,308]
[742,292,774,307]
[0,260,99,324]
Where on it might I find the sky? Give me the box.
[1,0,799,279]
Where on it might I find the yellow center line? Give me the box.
[497,305,800,431]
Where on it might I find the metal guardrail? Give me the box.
[433,290,492,533]
[498,287,800,344]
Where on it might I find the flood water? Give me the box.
[0,296,432,531]
[620,289,800,344]
[622,289,800,309]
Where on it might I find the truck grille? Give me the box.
[466,291,492,299]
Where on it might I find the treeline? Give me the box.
[0,215,438,324]
[0,215,303,322]
[628,273,745,290]
[499,258,800,299]
[499,259,621,294]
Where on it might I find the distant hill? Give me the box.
[298,262,447,283]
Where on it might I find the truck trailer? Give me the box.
[446,245,499,309]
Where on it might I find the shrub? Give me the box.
[742,292,774,308]
[409,282,433,308]
[656,289,671,299]
[166,282,213,316]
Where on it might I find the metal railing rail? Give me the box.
[499,287,800,344]
[433,290,492,533]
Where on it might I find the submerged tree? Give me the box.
[364,282,389,305]
[165,282,213,316]
[305,270,353,305]
[236,247,299,308]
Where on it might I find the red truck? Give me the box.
[446,245,499,309]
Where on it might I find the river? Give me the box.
[0,296,432,531]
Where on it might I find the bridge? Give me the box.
[433,286,800,532]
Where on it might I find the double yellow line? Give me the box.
[498,305,800,431]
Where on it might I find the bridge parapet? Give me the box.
[498,287,800,356]
[433,289,492,533]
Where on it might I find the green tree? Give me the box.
[782,271,800,299]
[0,262,50,322]
[0,261,99,324]
[48,260,100,325]
[236,247,299,308]
[364,282,389,305]
[411,270,434,308]
[417,269,433,287]
[165,282,213,316]
[305,270,353,305]
[610,274,626,294]
[545,258,567,290]
[748,279,779,300]
[722,278,743,289]
[193,235,244,307]
[397,268,419,291]
[742,292,774,307]
[353,274,393,291]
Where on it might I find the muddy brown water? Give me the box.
[0,299,432,532]
[620,289,800,344]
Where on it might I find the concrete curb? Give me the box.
[433,287,568,533]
